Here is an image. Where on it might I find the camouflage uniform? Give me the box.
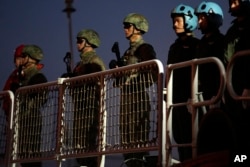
[116,13,156,167]
[73,51,105,76]
[2,45,25,119]
[119,37,156,142]
[18,45,47,167]
[72,29,105,167]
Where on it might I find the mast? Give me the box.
[63,0,75,70]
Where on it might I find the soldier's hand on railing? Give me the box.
[242,88,250,109]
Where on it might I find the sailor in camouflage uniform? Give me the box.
[72,29,105,167]
[114,13,157,167]
[3,45,25,120]
[17,45,47,167]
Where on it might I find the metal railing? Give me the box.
[226,49,250,101]
[0,90,14,167]
[167,50,250,167]
[2,54,246,166]
[164,57,226,166]
[1,59,164,167]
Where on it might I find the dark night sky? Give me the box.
[0,0,231,89]
[0,0,234,166]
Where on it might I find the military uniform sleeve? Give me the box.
[135,43,156,62]
[91,56,106,72]
[29,73,47,85]
[135,43,157,87]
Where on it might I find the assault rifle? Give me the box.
[61,52,73,77]
[17,65,24,86]
[109,42,124,69]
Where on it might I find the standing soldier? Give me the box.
[2,45,25,162]
[71,29,106,167]
[223,0,250,153]
[194,1,235,156]
[3,45,25,92]
[3,45,45,94]
[2,45,25,119]
[111,13,156,167]
[194,1,225,102]
[17,45,47,167]
[167,4,199,162]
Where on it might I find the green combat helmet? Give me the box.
[123,13,149,33]
[77,29,100,48]
[22,45,43,61]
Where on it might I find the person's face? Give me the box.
[76,38,86,52]
[123,23,134,38]
[173,16,185,34]
[198,14,208,31]
[21,54,31,66]
[14,57,23,68]
[230,0,240,14]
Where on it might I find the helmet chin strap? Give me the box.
[23,57,38,69]
[126,27,141,40]
[126,27,135,40]
[22,56,30,68]
[79,42,88,52]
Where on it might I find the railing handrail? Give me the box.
[1,58,231,166]
[0,90,14,167]
[4,59,164,166]
[165,57,226,166]
[167,57,226,107]
[15,80,60,91]
[226,49,250,100]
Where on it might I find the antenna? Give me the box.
[63,0,75,70]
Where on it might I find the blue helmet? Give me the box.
[171,4,198,32]
[195,1,223,28]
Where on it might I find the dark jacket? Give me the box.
[167,35,200,102]
[195,30,225,100]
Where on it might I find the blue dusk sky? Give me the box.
[0,0,231,88]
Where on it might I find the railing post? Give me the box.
[56,78,67,167]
